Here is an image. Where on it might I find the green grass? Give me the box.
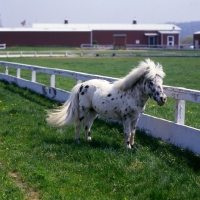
[0,56,200,129]
[0,81,200,199]
[1,46,200,56]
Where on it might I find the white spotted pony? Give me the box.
[46,59,166,149]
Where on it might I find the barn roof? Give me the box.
[0,23,181,32]
[0,27,90,32]
[32,23,181,31]
[194,31,200,35]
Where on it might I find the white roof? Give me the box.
[194,31,200,34]
[159,31,180,34]
[32,23,181,31]
[0,27,90,32]
[0,23,181,32]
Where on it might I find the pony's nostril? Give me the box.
[160,96,166,102]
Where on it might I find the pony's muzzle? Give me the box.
[157,94,167,106]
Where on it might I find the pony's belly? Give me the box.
[92,100,122,121]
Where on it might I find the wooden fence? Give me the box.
[0,61,200,154]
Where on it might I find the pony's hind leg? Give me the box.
[75,112,86,144]
[75,120,82,144]
[84,109,97,141]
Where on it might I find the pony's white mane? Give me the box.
[114,58,165,90]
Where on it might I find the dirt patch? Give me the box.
[0,161,40,200]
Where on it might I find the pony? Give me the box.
[46,59,167,149]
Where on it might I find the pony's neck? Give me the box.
[131,78,150,108]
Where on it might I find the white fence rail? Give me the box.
[0,61,200,154]
[0,51,200,58]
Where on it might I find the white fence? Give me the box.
[0,44,6,49]
[0,61,200,155]
[0,51,200,58]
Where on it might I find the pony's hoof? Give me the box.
[126,144,132,149]
[87,136,92,141]
[75,139,81,145]
[131,145,137,150]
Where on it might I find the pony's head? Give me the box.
[114,59,167,106]
[141,59,167,106]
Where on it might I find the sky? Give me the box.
[0,0,199,27]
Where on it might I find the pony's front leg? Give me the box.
[130,119,139,149]
[123,122,132,149]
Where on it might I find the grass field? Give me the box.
[0,54,200,199]
[0,81,200,200]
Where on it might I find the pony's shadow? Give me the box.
[2,81,58,107]
[136,130,200,173]
[43,134,122,151]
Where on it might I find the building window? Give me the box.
[167,36,174,46]
[135,40,140,44]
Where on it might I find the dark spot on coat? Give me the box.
[125,108,127,111]
[79,85,83,93]
[79,117,84,121]
[124,115,127,120]
[107,94,112,97]
[116,97,118,99]
[120,95,123,98]
[111,98,114,100]
[90,108,95,112]
[102,102,104,104]
[81,92,84,95]
[82,106,85,111]
[85,126,88,130]
[114,107,117,109]
[85,85,89,88]
[105,110,107,114]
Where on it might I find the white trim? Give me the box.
[167,36,174,46]
[144,33,158,36]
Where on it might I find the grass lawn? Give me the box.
[0,81,200,199]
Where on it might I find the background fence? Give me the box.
[0,61,200,154]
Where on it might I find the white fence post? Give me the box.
[5,66,8,75]
[76,79,82,84]
[31,71,36,82]
[16,68,21,78]
[174,99,185,125]
[50,74,55,87]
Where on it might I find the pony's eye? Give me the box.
[150,81,153,85]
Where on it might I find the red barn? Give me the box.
[194,31,200,49]
[0,20,181,48]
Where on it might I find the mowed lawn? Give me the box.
[0,55,200,199]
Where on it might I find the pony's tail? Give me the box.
[46,83,81,127]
